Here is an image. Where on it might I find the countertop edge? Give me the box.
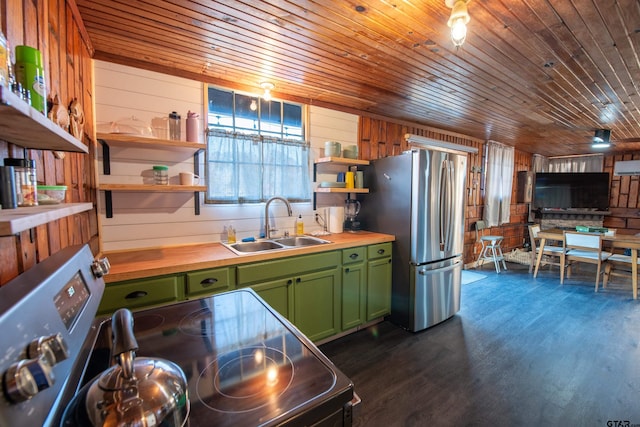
[103,232,395,283]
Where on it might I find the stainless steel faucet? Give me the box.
[264,196,292,239]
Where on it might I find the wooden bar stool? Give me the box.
[475,220,507,273]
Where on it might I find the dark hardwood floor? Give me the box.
[320,262,640,427]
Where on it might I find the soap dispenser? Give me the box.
[296,215,304,235]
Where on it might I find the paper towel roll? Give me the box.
[328,206,344,233]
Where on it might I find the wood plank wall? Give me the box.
[604,153,640,235]
[0,0,97,285]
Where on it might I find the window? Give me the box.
[484,141,514,226]
[205,87,310,204]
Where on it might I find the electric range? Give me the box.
[0,244,356,426]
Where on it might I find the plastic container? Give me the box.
[153,165,169,185]
[169,111,181,141]
[37,185,67,204]
[14,45,46,115]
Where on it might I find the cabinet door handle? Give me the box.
[345,268,350,273]
[200,278,219,287]
[377,249,385,255]
[349,253,359,259]
[296,277,301,283]
[287,279,293,285]
[125,290,148,299]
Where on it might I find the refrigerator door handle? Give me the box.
[418,260,462,275]
[439,160,454,253]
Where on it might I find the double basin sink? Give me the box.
[223,235,331,255]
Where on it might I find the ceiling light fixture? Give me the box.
[445,0,471,48]
[592,129,611,148]
[260,82,274,102]
[249,99,257,111]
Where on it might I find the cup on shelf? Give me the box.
[179,171,200,185]
[345,171,355,189]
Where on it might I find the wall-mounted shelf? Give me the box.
[0,203,93,236]
[315,187,369,194]
[313,156,370,209]
[98,184,207,192]
[0,87,87,153]
[97,134,206,218]
[315,156,370,166]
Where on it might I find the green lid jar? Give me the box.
[153,165,169,185]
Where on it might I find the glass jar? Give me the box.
[153,165,169,185]
[4,158,37,206]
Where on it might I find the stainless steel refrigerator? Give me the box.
[358,147,468,332]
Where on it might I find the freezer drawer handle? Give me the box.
[125,291,148,299]
[418,261,461,275]
[200,278,219,287]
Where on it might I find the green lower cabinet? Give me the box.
[251,277,295,321]
[186,267,235,298]
[293,268,341,342]
[367,256,392,320]
[98,275,185,316]
[341,247,366,331]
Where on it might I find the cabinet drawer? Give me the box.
[98,275,183,315]
[186,267,235,297]
[237,251,340,285]
[342,246,365,264]
[368,242,392,260]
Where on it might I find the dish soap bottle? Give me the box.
[296,215,304,235]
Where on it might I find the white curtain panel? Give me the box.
[484,141,515,227]
[547,154,603,172]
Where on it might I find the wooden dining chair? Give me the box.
[528,224,565,274]
[561,231,612,291]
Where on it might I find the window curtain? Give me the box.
[532,154,548,173]
[206,129,310,203]
[484,141,515,227]
[547,154,603,172]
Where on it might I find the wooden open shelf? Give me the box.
[0,203,93,236]
[96,133,205,151]
[315,156,369,166]
[0,87,87,153]
[314,187,369,194]
[99,184,207,192]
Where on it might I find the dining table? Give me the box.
[535,228,640,299]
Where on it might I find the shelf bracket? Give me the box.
[98,139,111,175]
[105,190,113,218]
[194,192,201,215]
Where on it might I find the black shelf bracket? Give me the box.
[98,139,111,175]
[105,190,113,218]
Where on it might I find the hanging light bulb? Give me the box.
[260,82,274,102]
[446,0,470,48]
[250,99,257,111]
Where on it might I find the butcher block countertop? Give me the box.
[103,231,395,283]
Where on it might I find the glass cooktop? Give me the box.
[83,289,353,426]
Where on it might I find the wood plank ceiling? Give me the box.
[74,0,640,156]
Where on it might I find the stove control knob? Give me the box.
[27,333,69,366]
[91,257,111,278]
[3,358,55,403]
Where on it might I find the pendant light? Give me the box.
[260,82,274,101]
[445,0,471,48]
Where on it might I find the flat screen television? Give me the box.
[533,172,610,211]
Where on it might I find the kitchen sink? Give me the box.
[223,235,331,255]
[273,236,331,247]
[227,240,285,253]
